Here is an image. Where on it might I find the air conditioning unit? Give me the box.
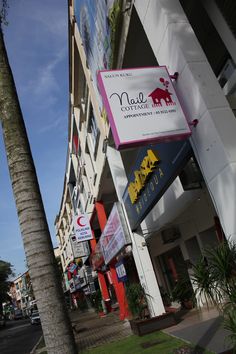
[161,227,181,244]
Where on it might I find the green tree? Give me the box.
[0,4,77,354]
[0,260,13,314]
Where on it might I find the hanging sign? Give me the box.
[90,240,104,270]
[100,202,131,264]
[123,140,192,230]
[69,278,76,293]
[73,213,93,242]
[70,234,90,258]
[115,260,128,282]
[97,66,191,149]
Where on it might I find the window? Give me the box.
[87,105,100,157]
[179,0,230,76]
[123,7,158,68]
[199,227,219,249]
[180,0,236,115]
[179,157,203,191]
[185,236,202,266]
[73,40,89,123]
[72,119,80,156]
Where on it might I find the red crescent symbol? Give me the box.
[77,216,86,227]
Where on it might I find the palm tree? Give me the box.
[0,12,77,354]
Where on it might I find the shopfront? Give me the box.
[121,137,222,308]
[90,202,132,319]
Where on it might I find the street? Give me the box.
[0,318,42,354]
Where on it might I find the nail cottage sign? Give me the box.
[97,66,191,149]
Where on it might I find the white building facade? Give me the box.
[56,0,236,318]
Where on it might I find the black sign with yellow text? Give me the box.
[122,140,192,230]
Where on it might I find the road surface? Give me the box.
[0,318,42,354]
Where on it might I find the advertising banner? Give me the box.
[98,66,191,149]
[100,202,131,264]
[90,240,104,270]
[74,0,121,109]
[123,140,192,230]
[73,213,93,242]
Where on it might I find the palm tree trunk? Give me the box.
[0,29,77,354]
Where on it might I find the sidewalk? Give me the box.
[164,307,232,354]
[33,307,233,353]
[70,309,132,352]
[69,306,233,353]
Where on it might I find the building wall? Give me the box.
[148,189,217,258]
[56,0,236,316]
[135,0,236,242]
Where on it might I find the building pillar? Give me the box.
[107,146,165,317]
[90,231,110,304]
[95,201,129,319]
[109,262,129,320]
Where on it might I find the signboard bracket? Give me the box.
[170,72,179,81]
[189,119,199,127]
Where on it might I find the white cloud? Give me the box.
[38,115,65,134]
[33,48,67,97]
[6,0,68,110]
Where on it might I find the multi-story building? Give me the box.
[55,0,236,320]
[9,249,62,316]
[9,271,33,317]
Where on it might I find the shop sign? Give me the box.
[115,260,127,282]
[74,275,82,290]
[70,234,90,258]
[123,140,192,230]
[68,262,77,274]
[69,278,76,293]
[100,202,131,264]
[97,66,191,149]
[73,213,93,242]
[78,268,87,288]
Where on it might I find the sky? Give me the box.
[0,0,69,277]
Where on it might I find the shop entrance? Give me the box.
[159,246,189,293]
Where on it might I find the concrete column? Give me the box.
[95,201,129,320]
[107,146,165,316]
[90,232,110,302]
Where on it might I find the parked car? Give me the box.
[14,309,23,320]
[30,310,41,325]
[0,314,6,328]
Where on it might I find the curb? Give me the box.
[30,335,43,354]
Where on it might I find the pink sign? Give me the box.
[97,66,191,149]
[99,203,131,264]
